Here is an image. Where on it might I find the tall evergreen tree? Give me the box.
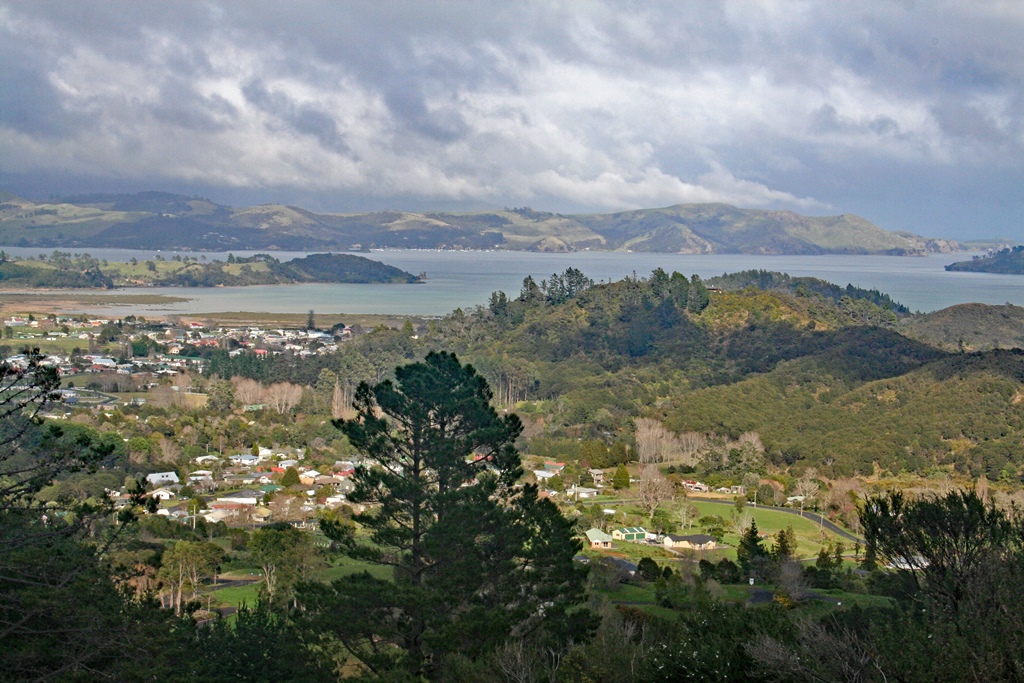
[301,352,591,678]
[612,463,631,490]
[736,520,768,578]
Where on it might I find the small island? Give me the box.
[0,251,422,289]
[945,245,1024,274]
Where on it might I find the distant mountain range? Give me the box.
[0,190,964,255]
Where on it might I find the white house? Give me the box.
[146,472,179,487]
[567,486,599,499]
[150,487,177,501]
[664,534,718,550]
[213,492,260,507]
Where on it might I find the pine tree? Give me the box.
[613,464,631,490]
[301,352,591,678]
[773,524,795,561]
[279,467,300,487]
[737,520,768,577]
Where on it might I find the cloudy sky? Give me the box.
[1,1,1022,239]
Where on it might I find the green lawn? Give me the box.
[318,556,393,581]
[687,500,856,560]
[209,556,390,610]
[210,581,260,609]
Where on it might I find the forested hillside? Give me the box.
[899,302,1024,351]
[197,265,1024,481]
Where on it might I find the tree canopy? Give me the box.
[301,351,591,678]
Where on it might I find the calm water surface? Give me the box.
[3,247,1018,316]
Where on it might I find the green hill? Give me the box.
[0,252,419,288]
[899,302,1024,351]
[660,348,1024,479]
[0,190,963,255]
[945,245,1024,274]
[202,264,1024,480]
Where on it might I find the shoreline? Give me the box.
[0,290,432,327]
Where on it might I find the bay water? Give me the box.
[2,247,1017,317]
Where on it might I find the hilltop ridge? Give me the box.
[0,190,964,255]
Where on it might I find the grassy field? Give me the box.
[209,556,390,611]
[209,582,261,609]
[598,498,857,564]
[689,500,856,559]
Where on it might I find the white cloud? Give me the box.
[0,0,1021,237]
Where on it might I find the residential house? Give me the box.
[150,487,177,501]
[664,534,718,550]
[212,491,261,509]
[229,454,259,467]
[585,528,613,549]
[146,471,180,487]
[602,556,638,578]
[202,509,235,524]
[567,486,599,500]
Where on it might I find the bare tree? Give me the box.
[976,474,990,505]
[636,466,674,522]
[737,431,763,452]
[794,470,821,517]
[493,639,538,683]
[635,418,667,464]
[148,384,180,409]
[331,381,354,420]
[157,436,181,464]
[748,620,888,683]
[231,377,264,405]
[265,382,303,414]
[676,495,700,530]
[776,559,811,601]
[677,431,705,466]
[172,372,192,394]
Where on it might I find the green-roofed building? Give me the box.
[612,527,647,542]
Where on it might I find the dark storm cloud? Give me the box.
[241,79,350,154]
[0,1,1022,238]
